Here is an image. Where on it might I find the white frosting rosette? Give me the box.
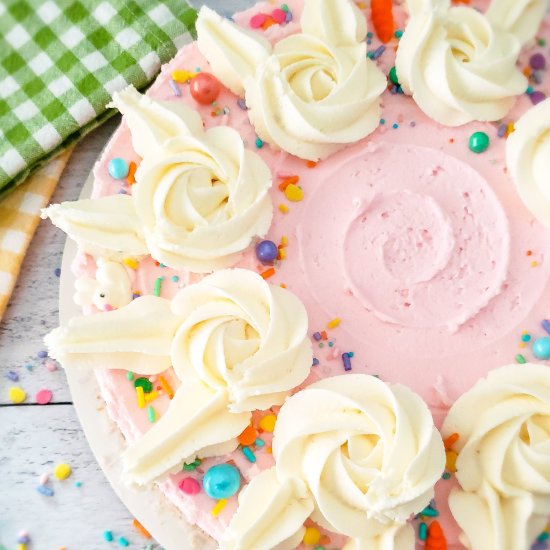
[486,0,547,45]
[222,374,445,550]
[42,87,273,272]
[506,97,550,227]
[442,364,550,550]
[46,269,312,484]
[396,5,527,126]
[196,0,386,161]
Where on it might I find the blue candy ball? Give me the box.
[256,240,278,263]
[108,157,129,179]
[202,463,240,500]
[533,337,550,360]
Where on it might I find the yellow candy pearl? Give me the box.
[284,184,304,202]
[303,526,321,546]
[259,413,277,433]
[9,386,26,404]
[54,463,72,480]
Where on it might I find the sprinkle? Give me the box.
[144,390,158,403]
[6,370,19,381]
[303,527,321,546]
[36,389,53,405]
[260,267,275,279]
[179,477,201,495]
[420,505,439,517]
[238,425,258,446]
[103,531,114,542]
[285,9,293,22]
[272,8,286,24]
[445,450,458,473]
[134,377,153,393]
[38,350,48,358]
[542,320,550,334]
[237,98,248,110]
[169,79,181,97]
[521,333,532,342]
[242,446,256,462]
[75,481,82,487]
[118,536,129,547]
[443,433,459,450]
[278,175,299,191]
[54,267,61,277]
[392,123,399,129]
[371,0,395,43]
[320,331,328,340]
[530,91,547,105]
[153,276,163,297]
[426,521,446,550]
[327,318,341,329]
[342,352,352,371]
[172,69,196,82]
[442,472,451,479]
[54,463,72,480]
[306,160,317,168]
[211,498,228,517]
[147,406,156,423]
[497,123,508,138]
[136,386,146,408]
[419,522,428,541]
[125,161,137,185]
[312,358,319,366]
[279,204,289,213]
[370,44,386,60]
[126,371,134,381]
[281,3,289,11]
[39,473,49,485]
[255,137,264,148]
[132,518,151,539]
[250,12,268,28]
[9,386,26,404]
[254,438,265,447]
[259,413,277,432]
[159,375,174,399]
[515,354,527,364]
[123,258,138,270]
[284,184,303,201]
[36,485,54,496]
[394,29,403,38]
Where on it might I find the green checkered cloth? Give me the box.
[0,0,197,199]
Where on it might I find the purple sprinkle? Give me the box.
[497,123,507,138]
[410,121,416,127]
[371,45,386,60]
[169,79,181,97]
[529,53,546,71]
[37,350,48,359]
[36,485,54,497]
[312,358,319,366]
[530,90,547,105]
[342,352,352,371]
[6,371,19,381]
[531,541,547,550]
[54,267,61,277]
[132,293,141,300]
[237,98,248,110]
[542,319,550,334]
[285,10,293,22]
[312,332,321,341]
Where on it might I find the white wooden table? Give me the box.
[0,2,253,548]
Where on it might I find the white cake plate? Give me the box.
[59,174,216,550]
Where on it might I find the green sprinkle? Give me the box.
[367,31,374,38]
[193,458,202,467]
[147,405,156,423]
[134,377,153,393]
[515,354,527,364]
[526,85,534,95]
[126,371,134,380]
[281,3,289,11]
[172,275,180,282]
[538,38,546,46]
[538,532,550,542]
[367,51,374,59]
[468,131,490,154]
[183,462,197,471]
[314,547,325,550]
[103,531,114,542]
[389,66,399,85]
[255,137,263,148]
[418,522,428,541]
[380,118,386,125]
[153,276,164,297]
[318,342,324,348]
[442,472,451,479]
[394,29,403,38]
[420,506,439,517]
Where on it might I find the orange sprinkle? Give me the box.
[266,446,272,454]
[306,160,317,168]
[443,432,459,450]
[261,267,275,279]
[127,161,137,184]
[320,330,328,341]
[278,175,299,191]
[426,521,447,550]
[449,138,455,143]
[319,535,331,546]
[356,1,367,8]
[527,250,533,256]
[132,519,151,539]
[279,283,286,288]
[159,375,174,399]
[371,0,394,43]
[523,67,532,77]
[262,16,276,29]
[238,425,258,446]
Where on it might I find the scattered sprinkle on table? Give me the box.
[9,386,26,404]
[103,531,114,542]
[35,389,53,405]
[54,463,72,480]
[36,485,54,497]
[132,518,151,539]
[118,536,129,547]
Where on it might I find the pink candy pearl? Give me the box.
[271,9,286,24]
[250,13,267,28]
[179,477,201,495]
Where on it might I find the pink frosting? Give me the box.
[77,0,550,547]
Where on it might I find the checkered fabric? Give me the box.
[0,0,197,199]
[0,149,72,320]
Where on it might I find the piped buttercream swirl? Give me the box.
[442,364,550,550]
[486,0,546,45]
[196,0,386,160]
[396,5,527,126]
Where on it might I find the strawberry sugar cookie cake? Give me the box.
[43,0,550,548]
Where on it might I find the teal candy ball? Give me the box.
[108,157,129,179]
[533,337,550,360]
[202,464,241,499]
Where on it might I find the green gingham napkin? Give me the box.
[0,0,197,199]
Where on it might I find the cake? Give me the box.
[42,0,550,548]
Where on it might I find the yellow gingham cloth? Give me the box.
[0,149,72,320]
